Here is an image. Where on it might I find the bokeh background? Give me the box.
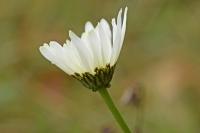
[1,0,200,132]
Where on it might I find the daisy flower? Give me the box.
[39,7,128,91]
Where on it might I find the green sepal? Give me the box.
[72,64,116,91]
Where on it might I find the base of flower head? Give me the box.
[72,64,116,91]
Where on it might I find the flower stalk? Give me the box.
[99,88,131,133]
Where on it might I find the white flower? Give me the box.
[39,7,128,91]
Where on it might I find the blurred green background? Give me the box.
[1,0,200,132]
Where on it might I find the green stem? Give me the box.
[99,88,131,133]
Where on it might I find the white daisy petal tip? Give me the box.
[125,6,128,11]
[85,21,94,32]
[39,7,128,91]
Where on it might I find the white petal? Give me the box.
[63,43,85,74]
[110,28,122,66]
[112,18,117,45]
[86,28,103,67]
[48,41,74,70]
[100,19,111,40]
[117,8,122,28]
[98,19,112,64]
[39,43,74,75]
[69,31,94,73]
[120,7,128,46]
[96,24,107,66]
[39,43,56,62]
[81,32,98,68]
[85,21,94,32]
[110,17,122,65]
[111,7,127,66]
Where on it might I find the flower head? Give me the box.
[39,7,128,91]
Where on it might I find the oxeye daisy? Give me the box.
[39,7,131,133]
[39,7,127,91]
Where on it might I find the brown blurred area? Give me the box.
[0,0,200,132]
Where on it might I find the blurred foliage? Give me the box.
[0,0,200,132]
